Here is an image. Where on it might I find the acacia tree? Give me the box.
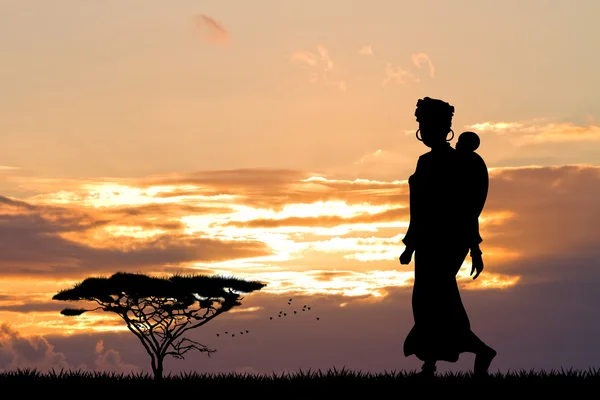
[53,272,266,379]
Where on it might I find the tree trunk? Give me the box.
[152,357,164,380]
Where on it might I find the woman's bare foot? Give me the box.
[474,346,497,376]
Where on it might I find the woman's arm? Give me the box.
[402,157,424,250]
[402,183,417,250]
[470,242,483,257]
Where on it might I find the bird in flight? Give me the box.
[267,299,321,322]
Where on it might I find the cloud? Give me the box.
[315,45,334,71]
[359,45,373,56]
[0,300,65,313]
[291,51,319,66]
[411,53,435,78]
[343,149,417,181]
[466,121,532,133]
[193,14,229,46]
[0,193,270,278]
[466,121,600,145]
[382,52,435,86]
[291,45,346,91]
[0,325,140,373]
[2,164,600,339]
[483,165,600,261]
[137,168,313,191]
[224,207,409,229]
[94,340,140,373]
[0,324,68,371]
[136,168,406,208]
[313,161,600,286]
[382,63,419,86]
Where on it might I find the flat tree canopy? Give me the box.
[53,272,266,379]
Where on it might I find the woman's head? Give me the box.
[414,97,455,148]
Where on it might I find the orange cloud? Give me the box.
[94,340,139,373]
[291,51,319,66]
[2,164,600,338]
[382,52,435,86]
[193,14,229,46]
[465,121,600,145]
[412,53,435,78]
[0,194,270,278]
[0,323,68,371]
[224,207,409,229]
[382,63,418,86]
[291,45,346,91]
[359,45,373,55]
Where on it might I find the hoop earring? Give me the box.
[446,129,454,141]
[416,129,423,141]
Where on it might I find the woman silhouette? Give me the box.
[399,97,496,377]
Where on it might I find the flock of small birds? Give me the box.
[216,298,320,338]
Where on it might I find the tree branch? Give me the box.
[165,337,216,360]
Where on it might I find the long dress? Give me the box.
[402,142,489,363]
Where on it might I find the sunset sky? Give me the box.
[1,0,600,375]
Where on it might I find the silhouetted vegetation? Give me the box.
[52,272,266,379]
[1,367,599,393]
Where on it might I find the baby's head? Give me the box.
[456,131,480,152]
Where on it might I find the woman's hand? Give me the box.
[399,247,415,265]
[470,253,484,280]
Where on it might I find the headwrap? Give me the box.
[414,97,454,129]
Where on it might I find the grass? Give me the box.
[1,367,598,393]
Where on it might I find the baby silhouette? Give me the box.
[456,131,480,152]
[455,130,488,262]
